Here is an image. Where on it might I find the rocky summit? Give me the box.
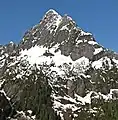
[0,9,118,120]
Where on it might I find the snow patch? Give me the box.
[45,9,59,16]
[80,30,92,36]
[88,41,98,45]
[60,25,69,31]
[94,48,103,55]
[73,57,90,73]
[75,91,97,105]
[92,57,113,69]
[112,58,118,65]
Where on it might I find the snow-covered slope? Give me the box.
[0,9,118,120]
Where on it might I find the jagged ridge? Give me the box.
[0,9,118,120]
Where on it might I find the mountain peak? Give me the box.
[20,10,118,62]
[1,9,118,120]
[42,9,62,22]
[45,9,60,15]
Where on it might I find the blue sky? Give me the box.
[0,0,118,52]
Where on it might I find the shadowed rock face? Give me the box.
[0,9,118,120]
[70,43,94,60]
[0,91,16,120]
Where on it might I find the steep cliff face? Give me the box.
[0,9,118,120]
